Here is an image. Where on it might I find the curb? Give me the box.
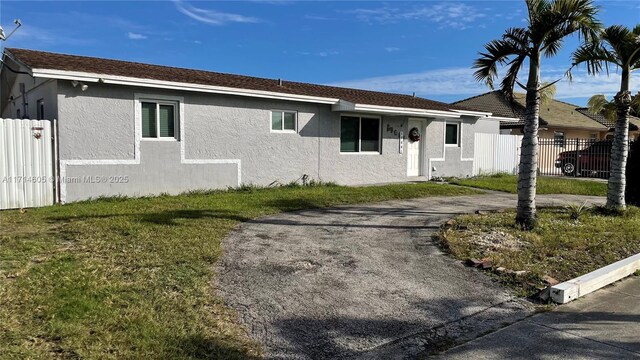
[550,253,640,304]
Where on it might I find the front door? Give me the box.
[407,119,423,176]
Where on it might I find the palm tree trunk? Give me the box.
[516,53,541,229]
[607,68,631,211]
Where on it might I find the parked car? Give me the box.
[555,141,612,177]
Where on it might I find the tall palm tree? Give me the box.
[473,0,601,229]
[572,25,640,211]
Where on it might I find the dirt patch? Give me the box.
[468,230,525,252]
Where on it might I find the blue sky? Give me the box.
[1,0,638,106]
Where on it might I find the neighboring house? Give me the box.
[453,90,640,175]
[0,48,510,202]
[454,91,604,141]
[576,108,640,140]
[453,90,640,143]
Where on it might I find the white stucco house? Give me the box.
[0,48,513,203]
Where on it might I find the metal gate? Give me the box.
[0,118,56,209]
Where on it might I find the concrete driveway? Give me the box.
[215,193,605,359]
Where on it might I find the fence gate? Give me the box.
[474,133,523,176]
[0,118,56,210]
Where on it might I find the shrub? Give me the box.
[627,140,640,206]
[565,202,588,221]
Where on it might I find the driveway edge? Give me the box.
[551,253,640,303]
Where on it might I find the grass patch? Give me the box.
[438,206,640,297]
[449,173,607,196]
[0,182,481,359]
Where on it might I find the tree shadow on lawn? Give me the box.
[169,333,260,360]
[46,197,470,229]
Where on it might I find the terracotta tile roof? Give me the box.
[453,90,612,131]
[576,108,640,131]
[7,48,480,114]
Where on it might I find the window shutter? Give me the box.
[159,104,175,138]
[142,102,156,138]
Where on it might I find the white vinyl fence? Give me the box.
[0,118,56,209]
[473,133,522,176]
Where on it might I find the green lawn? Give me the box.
[438,206,640,296]
[0,182,481,359]
[448,174,607,196]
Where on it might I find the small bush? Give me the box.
[627,140,640,206]
[565,202,588,221]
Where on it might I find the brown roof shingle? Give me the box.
[453,90,613,131]
[7,48,479,114]
[576,108,640,131]
[452,90,547,128]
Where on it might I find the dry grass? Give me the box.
[438,206,640,296]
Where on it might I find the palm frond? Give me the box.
[571,42,617,75]
[539,82,557,106]
[500,54,527,100]
[587,94,608,114]
[528,0,601,56]
[602,25,633,61]
[473,38,524,89]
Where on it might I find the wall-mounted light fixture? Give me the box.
[71,80,89,91]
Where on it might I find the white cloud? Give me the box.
[297,50,340,57]
[384,47,400,52]
[346,3,486,30]
[330,67,640,102]
[127,32,147,40]
[174,0,260,25]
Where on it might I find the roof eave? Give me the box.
[31,68,341,105]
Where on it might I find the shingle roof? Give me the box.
[6,48,480,114]
[453,90,609,131]
[452,91,546,128]
[576,108,640,131]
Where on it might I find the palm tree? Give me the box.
[587,92,640,123]
[572,25,640,211]
[473,0,601,229]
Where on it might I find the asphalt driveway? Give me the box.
[215,193,605,359]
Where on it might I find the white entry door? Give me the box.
[407,119,423,176]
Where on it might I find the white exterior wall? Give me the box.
[425,118,499,178]
[1,74,58,121]
[0,79,501,202]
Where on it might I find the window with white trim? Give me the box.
[271,110,297,132]
[445,123,459,146]
[141,100,179,139]
[340,115,381,153]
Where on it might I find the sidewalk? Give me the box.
[436,276,640,359]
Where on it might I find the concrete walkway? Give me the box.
[215,193,605,359]
[437,275,640,359]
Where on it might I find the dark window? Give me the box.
[361,118,380,152]
[554,131,565,147]
[37,99,44,120]
[271,110,296,132]
[340,116,380,153]
[445,123,459,145]
[141,101,177,139]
